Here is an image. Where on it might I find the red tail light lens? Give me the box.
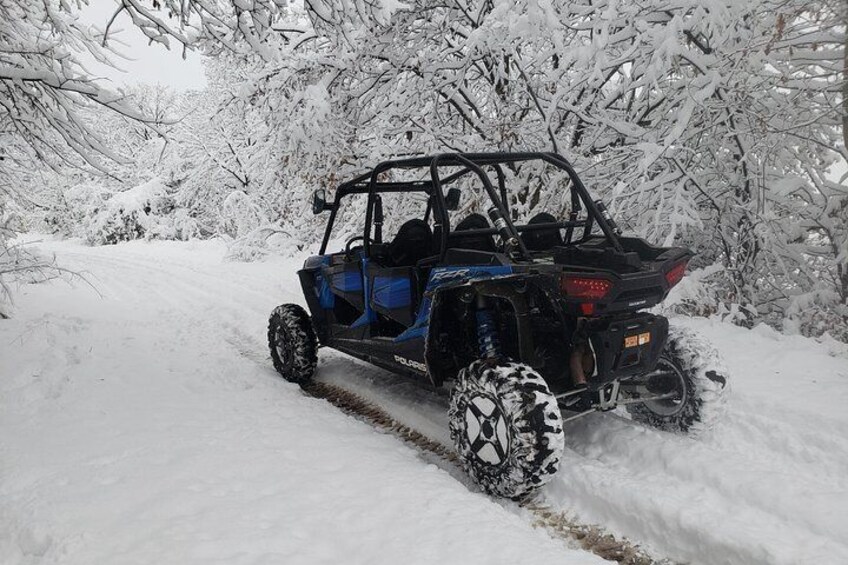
[561,276,613,300]
[580,303,596,315]
[665,260,688,287]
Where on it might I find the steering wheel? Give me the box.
[345,235,374,260]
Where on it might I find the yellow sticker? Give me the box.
[638,332,651,345]
[624,336,638,348]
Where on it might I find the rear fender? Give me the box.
[425,274,542,385]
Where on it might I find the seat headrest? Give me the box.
[447,212,496,253]
[523,212,564,251]
[387,219,433,266]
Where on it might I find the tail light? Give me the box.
[665,260,688,288]
[560,275,613,300]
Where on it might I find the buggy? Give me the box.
[268,152,729,497]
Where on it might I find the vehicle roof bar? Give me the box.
[328,151,624,256]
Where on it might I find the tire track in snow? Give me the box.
[218,318,668,564]
[300,381,665,565]
[306,345,848,565]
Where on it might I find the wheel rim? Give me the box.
[274,324,293,371]
[642,358,688,417]
[464,394,510,467]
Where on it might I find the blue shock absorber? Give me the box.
[476,307,501,359]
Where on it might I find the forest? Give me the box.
[2,0,846,341]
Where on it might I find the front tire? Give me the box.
[448,359,565,498]
[268,304,318,386]
[626,324,729,436]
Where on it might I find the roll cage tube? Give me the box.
[318,166,474,255]
[538,152,621,250]
[318,195,339,256]
[318,180,432,255]
[431,153,531,260]
[324,152,623,257]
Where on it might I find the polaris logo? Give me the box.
[431,269,470,282]
[394,355,427,372]
[628,299,648,307]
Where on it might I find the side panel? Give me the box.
[315,263,519,387]
[298,255,332,343]
[372,275,412,310]
[332,336,428,379]
[395,265,513,342]
[369,265,415,327]
[316,271,335,309]
[324,262,364,311]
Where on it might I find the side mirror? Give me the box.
[445,187,461,211]
[312,189,327,214]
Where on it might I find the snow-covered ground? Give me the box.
[2,238,847,565]
[0,238,605,565]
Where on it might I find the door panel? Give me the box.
[322,260,366,325]
[368,264,416,327]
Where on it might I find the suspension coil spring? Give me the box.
[476,308,501,359]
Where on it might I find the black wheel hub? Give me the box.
[642,359,688,416]
[645,370,679,394]
[464,394,510,467]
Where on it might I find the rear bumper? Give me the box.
[586,313,668,385]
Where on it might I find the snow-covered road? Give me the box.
[2,238,847,565]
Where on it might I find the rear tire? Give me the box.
[268,304,318,386]
[448,359,565,498]
[626,324,729,436]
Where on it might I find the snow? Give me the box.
[105,177,167,211]
[316,315,848,565]
[79,178,200,245]
[3,237,848,565]
[0,238,604,565]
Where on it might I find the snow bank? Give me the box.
[83,178,200,245]
[224,225,307,261]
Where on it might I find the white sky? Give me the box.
[78,0,207,92]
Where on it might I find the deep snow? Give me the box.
[2,237,847,565]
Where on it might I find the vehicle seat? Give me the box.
[386,219,433,267]
[522,212,564,251]
[448,213,496,252]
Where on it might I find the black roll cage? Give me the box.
[318,152,624,260]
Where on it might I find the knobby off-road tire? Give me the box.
[627,324,730,436]
[449,360,565,498]
[268,304,318,386]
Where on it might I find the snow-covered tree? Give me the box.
[2,0,845,339]
[230,0,845,338]
[0,1,157,171]
[0,0,141,310]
